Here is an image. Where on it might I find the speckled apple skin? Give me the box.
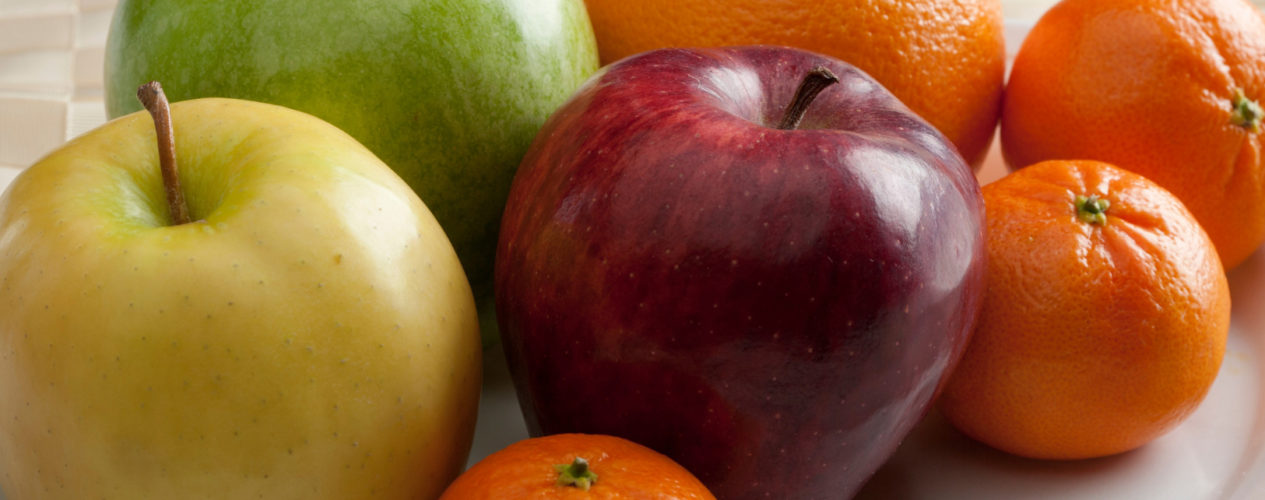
[0,99,481,499]
[103,0,600,318]
[496,47,987,499]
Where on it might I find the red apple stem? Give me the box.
[776,66,840,130]
[137,81,192,226]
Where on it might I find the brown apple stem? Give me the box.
[137,81,191,226]
[776,66,840,130]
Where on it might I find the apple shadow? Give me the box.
[1228,245,1265,335]
[465,343,531,468]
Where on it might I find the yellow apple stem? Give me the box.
[776,66,840,130]
[137,81,192,226]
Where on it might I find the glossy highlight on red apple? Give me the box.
[495,46,986,499]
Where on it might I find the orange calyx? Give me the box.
[1075,194,1110,225]
[555,456,599,491]
[1231,89,1262,133]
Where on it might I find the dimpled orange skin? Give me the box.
[438,434,716,500]
[937,160,1231,460]
[581,0,1005,168]
[1000,0,1265,269]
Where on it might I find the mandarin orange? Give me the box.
[438,434,715,499]
[938,159,1231,460]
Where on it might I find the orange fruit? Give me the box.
[581,0,1005,168]
[438,433,716,499]
[937,159,1231,460]
[1000,0,1265,269]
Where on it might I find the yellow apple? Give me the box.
[0,93,481,498]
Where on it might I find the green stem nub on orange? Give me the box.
[556,457,598,491]
[1076,195,1110,225]
[1231,88,1262,133]
[776,66,840,130]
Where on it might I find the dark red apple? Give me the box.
[494,46,986,499]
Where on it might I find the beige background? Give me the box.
[1,0,115,181]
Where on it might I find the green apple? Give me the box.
[103,0,601,341]
[0,88,481,498]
